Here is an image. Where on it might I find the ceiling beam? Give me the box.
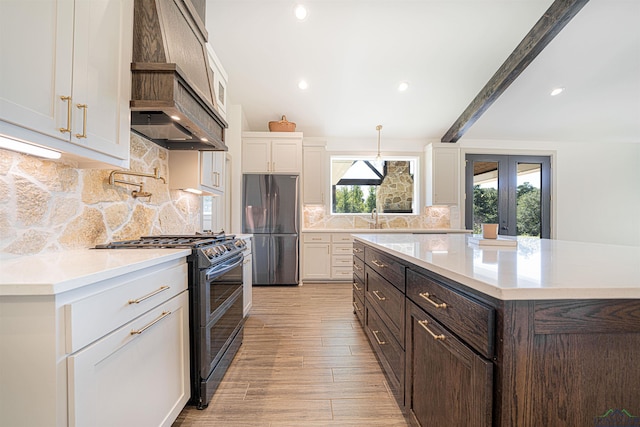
[441,0,590,143]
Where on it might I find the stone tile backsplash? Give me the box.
[303,205,451,230]
[0,134,201,256]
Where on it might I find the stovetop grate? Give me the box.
[95,233,235,249]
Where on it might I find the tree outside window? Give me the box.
[331,157,417,214]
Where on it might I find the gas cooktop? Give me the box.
[95,233,246,267]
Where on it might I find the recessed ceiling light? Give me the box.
[298,80,308,90]
[294,4,307,21]
[170,115,181,121]
[550,87,565,96]
[398,81,409,92]
[200,137,208,142]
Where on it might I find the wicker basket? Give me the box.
[268,115,296,132]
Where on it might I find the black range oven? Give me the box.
[96,233,246,409]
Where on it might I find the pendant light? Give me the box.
[375,125,382,162]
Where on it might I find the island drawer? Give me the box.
[365,247,406,292]
[353,274,365,302]
[65,261,188,353]
[353,256,364,281]
[365,265,405,347]
[352,241,365,260]
[406,269,494,358]
[365,303,404,404]
[353,290,364,325]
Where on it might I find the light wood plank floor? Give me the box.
[173,283,408,426]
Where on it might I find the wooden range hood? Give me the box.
[131,0,227,151]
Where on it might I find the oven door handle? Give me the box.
[206,253,244,280]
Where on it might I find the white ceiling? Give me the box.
[205,0,640,144]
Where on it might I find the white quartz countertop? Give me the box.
[354,233,640,300]
[0,248,191,296]
[302,228,471,234]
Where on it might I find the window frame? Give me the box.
[329,154,421,215]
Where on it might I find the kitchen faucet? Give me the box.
[371,208,380,229]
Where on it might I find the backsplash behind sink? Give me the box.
[303,205,451,230]
[0,134,201,256]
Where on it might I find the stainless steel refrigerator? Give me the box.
[242,174,299,285]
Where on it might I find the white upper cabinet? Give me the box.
[0,0,72,140]
[302,143,326,205]
[206,43,228,121]
[169,150,225,196]
[242,132,303,173]
[0,0,133,167]
[425,142,460,206]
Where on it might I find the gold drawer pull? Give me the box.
[130,311,171,335]
[311,237,323,241]
[372,290,386,301]
[75,103,88,138]
[128,285,170,304]
[371,259,386,268]
[419,292,447,309]
[353,301,362,312]
[353,282,362,291]
[352,248,362,253]
[353,263,363,271]
[418,319,446,341]
[371,330,386,345]
[59,95,72,133]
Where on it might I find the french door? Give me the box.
[465,154,551,238]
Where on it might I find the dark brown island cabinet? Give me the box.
[352,239,640,427]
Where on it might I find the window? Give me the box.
[330,156,418,214]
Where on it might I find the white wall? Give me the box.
[460,139,640,247]
[227,105,249,234]
[553,142,640,246]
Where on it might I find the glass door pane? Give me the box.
[471,161,499,234]
[516,163,542,237]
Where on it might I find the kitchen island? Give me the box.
[352,233,640,427]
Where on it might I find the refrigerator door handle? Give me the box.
[269,236,276,284]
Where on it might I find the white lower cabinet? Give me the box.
[302,233,331,281]
[303,244,332,281]
[67,292,189,427]
[330,234,354,281]
[302,233,354,282]
[0,256,189,427]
